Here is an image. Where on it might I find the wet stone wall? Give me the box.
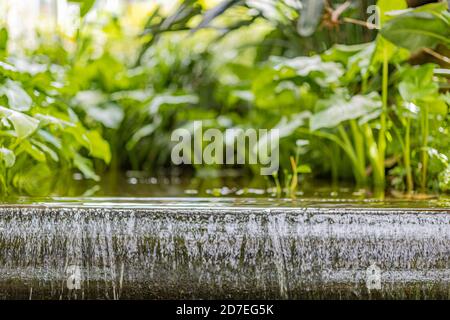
[0,206,448,299]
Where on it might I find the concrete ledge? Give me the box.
[0,200,449,299]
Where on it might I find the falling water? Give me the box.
[0,200,448,299]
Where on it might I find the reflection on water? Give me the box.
[2,170,450,208]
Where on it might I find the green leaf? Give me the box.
[311,93,382,131]
[68,0,96,18]
[0,147,15,168]
[0,27,8,55]
[73,153,100,181]
[380,3,450,51]
[0,79,32,112]
[297,164,312,174]
[16,140,46,162]
[377,0,408,25]
[272,56,344,86]
[369,36,410,77]
[85,130,111,164]
[0,106,39,138]
[37,130,62,149]
[85,103,124,129]
[31,140,59,162]
[67,126,111,163]
[398,64,440,103]
[34,114,74,128]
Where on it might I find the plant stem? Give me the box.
[404,117,413,193]
[421,104,429,192]
[289,156,298,196]
[375,45,389,189]
[297,128,363,184]
[350,120,366,185]
[273,172,282,196]
[363,124,384,189]
[338,125,366,186]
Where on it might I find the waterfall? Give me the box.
[0,203,448,299]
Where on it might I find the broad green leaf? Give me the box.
[377,0,408,25]
[364,0,409,77]
[322,43,372,66]
[31,140,59,162]
[73,153,100,181]
[85,103,124,129]
[67,126,111,163]
[398,64,442,111]
[251,67,300,109]
[311,93,382,131]
[368,36,410,77]
[0,79,32,111]
[0,106,39,138]
[381,3,450,51]
[85,130,111,164]
[0,147,15,168]
[272,56,344,86]
[16,140,46,162]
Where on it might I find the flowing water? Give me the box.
[0,172,449,299]
[0,197,449,300]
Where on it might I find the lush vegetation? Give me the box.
[0,0,449,197]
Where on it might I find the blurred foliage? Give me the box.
[0,30,110,195]
[0,0,449,196]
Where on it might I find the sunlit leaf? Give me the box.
[0,79,32,112]
[73,153,100,181]
[0,147,15,168]
[311,93,382,131]
[85,103,124,129]
[16,140,46,162]
[0,106,39,138]
[85,130,111,164]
